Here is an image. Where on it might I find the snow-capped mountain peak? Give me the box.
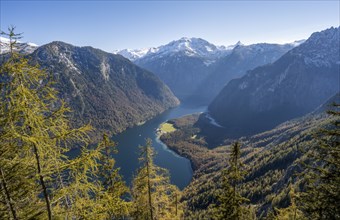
[113,48,157,61]
[0,36,38,54]
[114,37,236,61]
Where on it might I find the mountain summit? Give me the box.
[114,37,233,62]
[116,38,236,100]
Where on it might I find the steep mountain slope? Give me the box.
[131,37,234,100]
[29,41,179,139]
[0,36,38,54]
[192,42,299,104]
[209,27,339,137]
[160,93,339,218]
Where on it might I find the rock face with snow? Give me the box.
[28,41,179,138]
[209,27,339,137]
[113,48,156,61]
[192,42,299,104]
[117,37,234,100]
[0,37,38,54]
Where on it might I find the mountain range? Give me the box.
[116,37,303,102]
[118,38,234,100]
[114,37,234,62]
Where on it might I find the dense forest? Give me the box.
[1,29,339,219]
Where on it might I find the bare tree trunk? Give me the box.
[146,148,154,220]
[33,144,52,220]
[0,168,18,220]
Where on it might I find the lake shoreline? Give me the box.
[112,104,207,190]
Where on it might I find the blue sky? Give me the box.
[1,1,339,52]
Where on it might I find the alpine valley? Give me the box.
[116,26,339,218]
[0,25,339,219]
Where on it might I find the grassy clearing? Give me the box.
[160,122,176,133]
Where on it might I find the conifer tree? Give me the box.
[0,28,128,219]
[300,103,340,219]
[96,133,130,218]
[131,139,181,220]
[0,28,59,219]
[274,186,306,220]
[214,142,250,220]
[1,25,22,53]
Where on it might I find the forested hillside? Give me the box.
[26,41,179,140]
[160,94,339,218]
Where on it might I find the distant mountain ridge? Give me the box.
[132,38,235,100]
[26,41,179,140]
[0,36,38,54]
[209,26,339,137]
[116,37,303,102]
[114,37,235,62]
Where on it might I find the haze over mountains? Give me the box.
[192,42,304,103]
[209,27,339,137]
